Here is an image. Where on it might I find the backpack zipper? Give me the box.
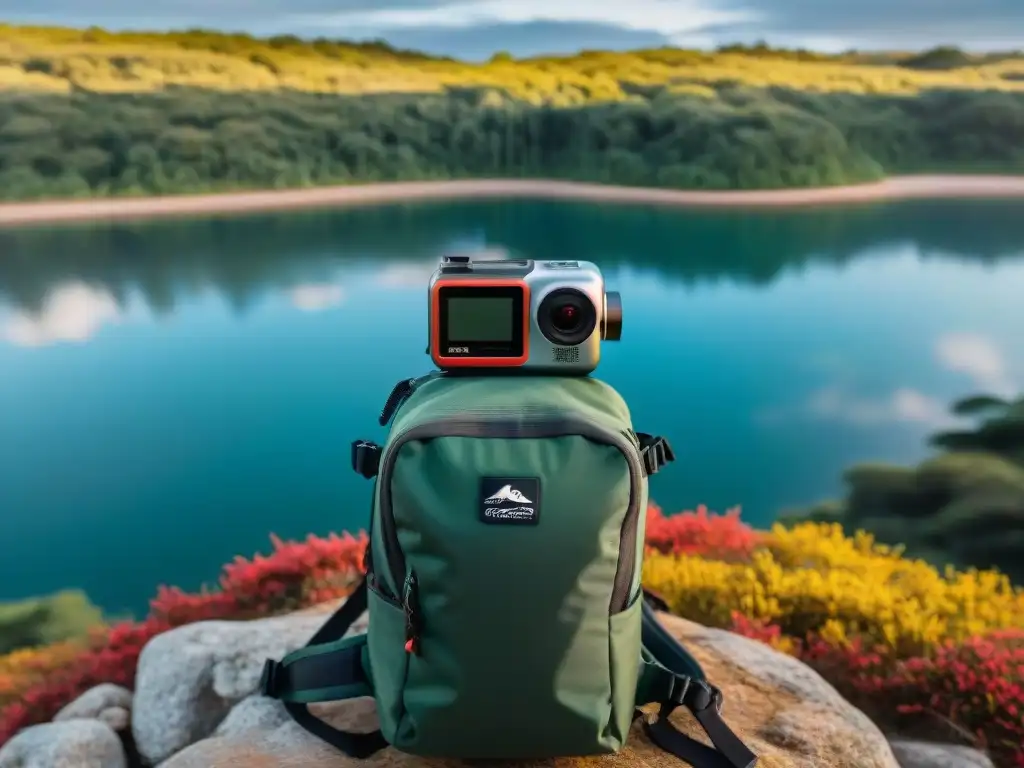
[402,571,422,655]
[374,412,644,615]
[366,373,444,587]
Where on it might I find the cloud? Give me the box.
[758,332,1019,430]
[294,0,753,39]
[1,0,1020,56]
[354,21,674,60]
[802,385,952,427]
[697,0,1024,51]
[756,386,954,428]
[935,332,1015,397]
[3,283,122,347]
[288,283,345,311]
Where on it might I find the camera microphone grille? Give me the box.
[552,346,581,364]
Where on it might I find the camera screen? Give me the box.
[446,297,513,341]
[437,285,525,359]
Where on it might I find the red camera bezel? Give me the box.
[430,278,531,368]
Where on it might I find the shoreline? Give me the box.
[2,175,1024,228]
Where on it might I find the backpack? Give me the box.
[260,374,757,768]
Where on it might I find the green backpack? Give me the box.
[260,374,756,768]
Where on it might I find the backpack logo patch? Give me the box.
[480,477,540,525]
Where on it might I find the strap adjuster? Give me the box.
[637,434,676,476]
[666,674,691,706]
[259,659,283,698]
[667,676,723,714]
[351,440,382,479]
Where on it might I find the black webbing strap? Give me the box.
[639,592,758,768]
[636,433,676,476]
[259,578,388,758]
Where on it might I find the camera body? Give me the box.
[427,255,622,375]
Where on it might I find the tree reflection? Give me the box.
[1,198,1023,318]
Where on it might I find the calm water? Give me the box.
[2,199,1023,616]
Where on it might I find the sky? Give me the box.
[1,0,1022,60]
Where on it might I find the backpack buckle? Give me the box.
[351,440,382,479]
[259,659,283,698]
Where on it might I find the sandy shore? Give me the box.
[1,175,1024,228]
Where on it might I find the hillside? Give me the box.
[0,25,1023,199]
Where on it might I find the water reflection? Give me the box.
[287,284,346,312]
[3,283,124,347]
[935,332,1016,398]
[1,198,1023,324]
[757,332,1017,431]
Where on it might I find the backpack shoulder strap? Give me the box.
[259,578,387,758]
[351,372,445,479]
[636,590,758,768]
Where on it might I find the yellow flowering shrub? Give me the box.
[0,640,86,707]
[642,521,1024,658]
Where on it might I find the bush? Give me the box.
[644,521,1024,658]
[0,591,104,655]
[1,508,1022,765]
[0,530,366,744]
[799,630,1024,766]
[644,502,760,559]
[0,641,87,709]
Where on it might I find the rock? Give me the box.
[161,699,378,768]
[157,610,897,768]
[673,618,899,767]
[132,598,362,765]
[0,719,126,768]
[214,695,291,738]
[53,683,133,732]
[890,740,995,768]
[98,706,131,733]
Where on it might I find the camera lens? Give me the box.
[552,304,580,332]
[538,288,597,346]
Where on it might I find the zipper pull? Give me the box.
[402,572,422,655]
[379,379,416,426]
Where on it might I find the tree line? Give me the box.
[0,84,1022,200]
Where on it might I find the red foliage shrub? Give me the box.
[783,627,1023,767]
[150,531,367,624]
[874,630,1024,765]
[728,612,798,654]
[645,503,760,560]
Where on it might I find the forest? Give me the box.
[0,25,1023,199]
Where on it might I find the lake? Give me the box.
[1,198,1023,617]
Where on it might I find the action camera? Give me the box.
[427,254,622,374]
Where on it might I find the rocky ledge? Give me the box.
[0,599,994,768]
